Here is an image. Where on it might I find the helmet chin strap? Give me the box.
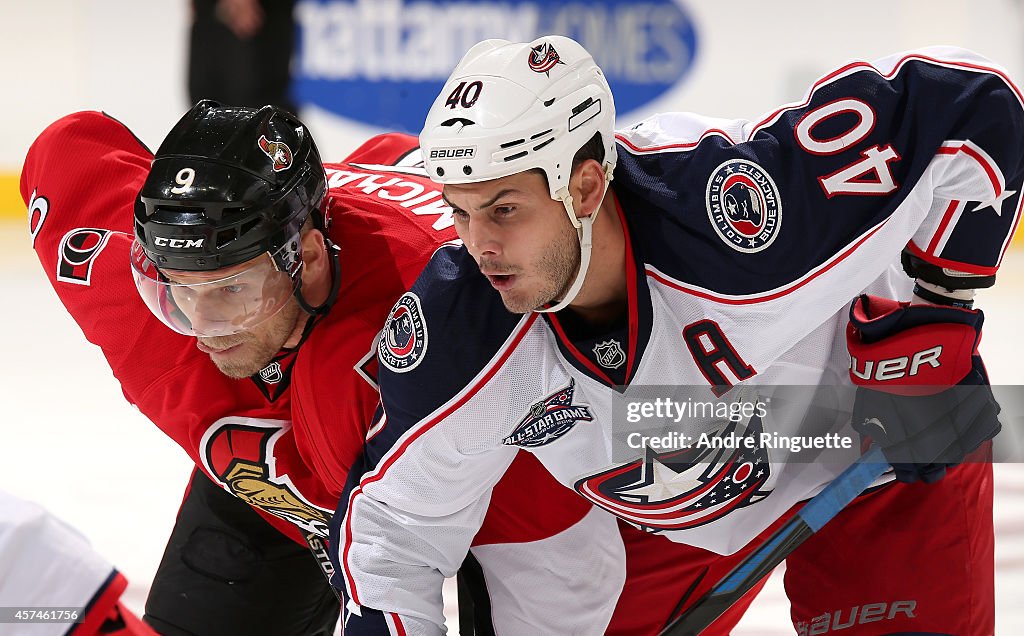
[293,239,342,317]
[534,167,613,314]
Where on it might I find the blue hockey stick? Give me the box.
[658,446,889,636]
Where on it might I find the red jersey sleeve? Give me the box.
[22,113,336,542]
[21,111,197,397]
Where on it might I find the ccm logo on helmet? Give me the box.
[429,146,476,160]
[850,346,942,382]
[154,236,205,249]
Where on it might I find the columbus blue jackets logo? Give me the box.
[528,42,563,75]
[574,416,772,531]
[503,379,594,448]
[379,292,428,373]
[705,159,782,253]
[258,135,293,172]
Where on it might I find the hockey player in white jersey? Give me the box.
[0,491,158,636]
[330,35,1019,634]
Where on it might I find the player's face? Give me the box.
[444,170,579,313]
[163,260,304,379]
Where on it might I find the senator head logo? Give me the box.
[258,135,294,172]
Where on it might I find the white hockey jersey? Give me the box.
[329,47,1024,634]
[0,492,128,636]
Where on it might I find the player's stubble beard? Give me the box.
[199,298,305,379]
[498,221,580,314]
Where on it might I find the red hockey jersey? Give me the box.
[21,112,593,549]
[25,112,698,634]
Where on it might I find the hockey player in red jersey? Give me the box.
[332,36,1021,634]
[23,101,650,634]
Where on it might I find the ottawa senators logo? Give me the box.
[528,42,563,75]
[56,227,113,285]
[258,135,293,172]
[201,417,332,536]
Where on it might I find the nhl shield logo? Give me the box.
[503,379,594,448]
[378,292,428,373]
[259,361,284,384]
[593,340,626,370]
[258,135,293,172]
[705,159,782,253]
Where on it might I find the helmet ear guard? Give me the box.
[419,35,617,312]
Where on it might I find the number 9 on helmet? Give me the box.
[131,100,329,337]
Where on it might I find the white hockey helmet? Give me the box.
[420,35,618,312]
[421,35,617,200]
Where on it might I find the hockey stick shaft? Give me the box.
[658,446,889,636]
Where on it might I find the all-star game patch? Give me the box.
[378,292,428,373]
[705,159,782,253]
[503,379,594,448]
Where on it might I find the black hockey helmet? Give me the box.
[133,99,327,273]
[131,101,336,338]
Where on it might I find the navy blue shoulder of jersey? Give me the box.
[366,244,524,467]
[613,53,1024,295]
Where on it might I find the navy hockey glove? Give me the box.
[846,294,1000,484]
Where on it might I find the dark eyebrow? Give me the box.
[442,188,521,212]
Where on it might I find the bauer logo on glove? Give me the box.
[846,294,1002,483]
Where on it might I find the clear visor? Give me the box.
[131,239,301,337]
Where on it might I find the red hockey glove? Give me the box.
[846,294,1000,484]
